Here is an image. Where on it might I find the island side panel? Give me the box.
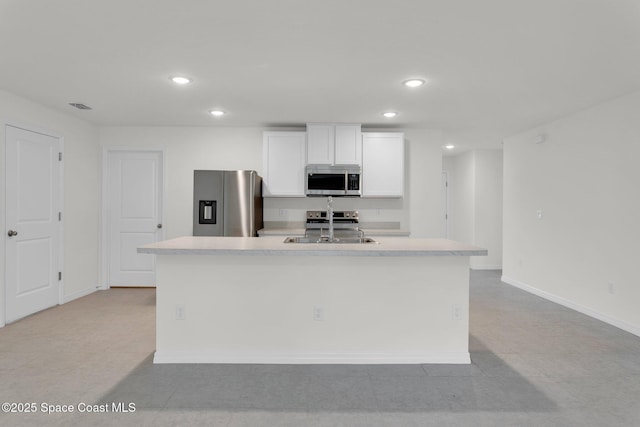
[155,254,470,364]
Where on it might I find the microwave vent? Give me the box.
[68,103,92,110]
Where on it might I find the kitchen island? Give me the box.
[139,236,487,364]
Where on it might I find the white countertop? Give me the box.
[139,236,487,257]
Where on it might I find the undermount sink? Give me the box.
[283,237,379,244]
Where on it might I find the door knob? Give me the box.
[157,224,163,229]
[7,230,18,237]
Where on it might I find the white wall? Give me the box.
[99,126,265,240]
[473,150,503,269]
[503,90,640,335]
[0,89,100,317]
[99,127,445,238]
[444,149,503,269]
[444,152,475,245]
[407,129,445,238]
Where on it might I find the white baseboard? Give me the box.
[63,285,99,304]
[471,265,502,271]
[153,351,471,365]
[502,275,640,338]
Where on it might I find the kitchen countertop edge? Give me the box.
[139,236,487,257]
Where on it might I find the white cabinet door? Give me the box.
[306,124,361,166]
[263,132,306,197]
[306,124,334,164]
[334,124,362,165]
[362,132,404,197]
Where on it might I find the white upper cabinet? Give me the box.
[262,131,306,197]
[362,132,404,198]
[306,124,334,165]
[306,124,362,165]
[334,125,362,165]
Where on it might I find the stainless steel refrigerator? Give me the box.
[193,170,263,236]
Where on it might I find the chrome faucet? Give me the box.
[327,196,334,242]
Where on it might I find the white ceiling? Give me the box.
[1,0,639,149]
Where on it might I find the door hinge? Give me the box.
[58,152,62,161]
[58,212,62,221]
[58,272,62,281]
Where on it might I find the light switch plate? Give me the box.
[175,304,186,320]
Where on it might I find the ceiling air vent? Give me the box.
[68,103,92,110]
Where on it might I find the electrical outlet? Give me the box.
[536,210,543,220]
[451,304,462,320]
[278,208,287,218]
[313,306,324,321]
[175,304,186,320]
[607,283,615,295]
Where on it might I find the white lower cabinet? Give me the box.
[362,132,404,197]
[262,132,306,197]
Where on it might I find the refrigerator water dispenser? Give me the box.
[199,200,216,224]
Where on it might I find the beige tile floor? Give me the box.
[1,270,639,426]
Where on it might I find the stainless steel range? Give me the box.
[298,200,370,243]
[304,208,362,242]
[305,210,359,230]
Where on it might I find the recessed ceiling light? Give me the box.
[209,110,225,117]
[383,112,398,118]
[445,144,455,150]
[170,76,192,85]
[403,79,426,88]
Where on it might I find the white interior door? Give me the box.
[107,150,163,287]
[5,125,61,322]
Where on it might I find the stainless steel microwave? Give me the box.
[305,165,361,197]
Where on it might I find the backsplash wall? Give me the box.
[263,196,406,229]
